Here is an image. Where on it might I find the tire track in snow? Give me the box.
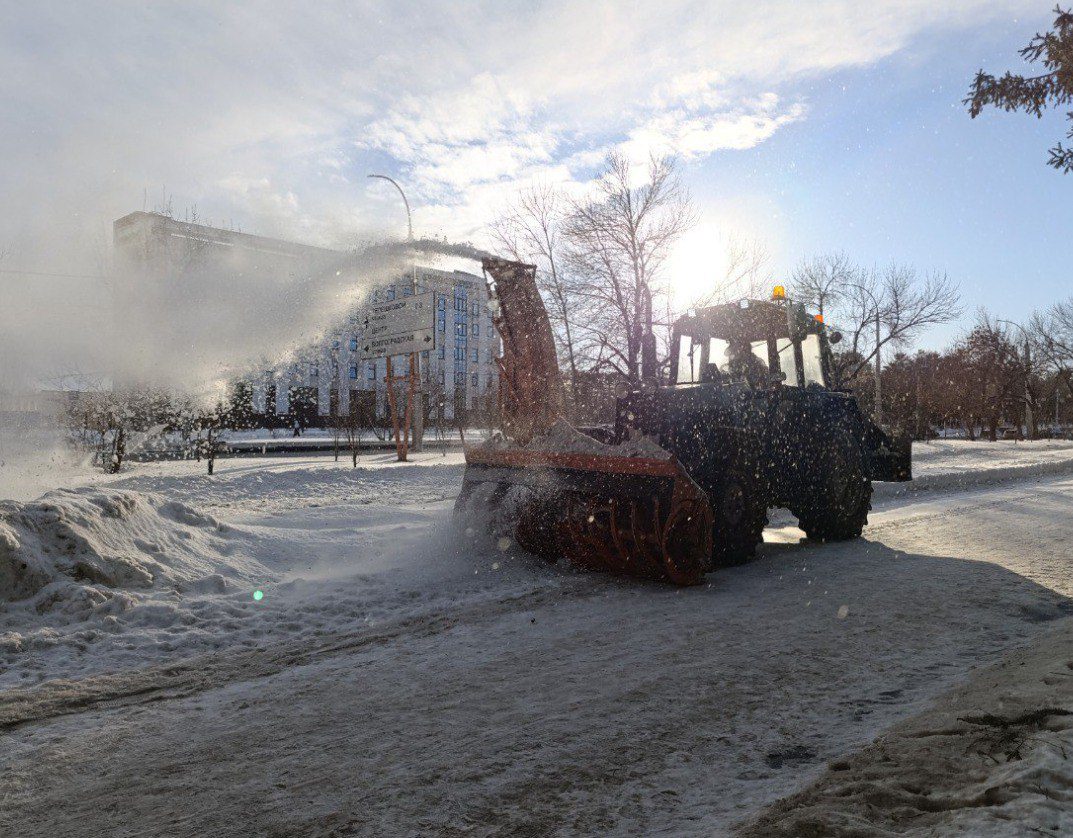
[0,579,599,732]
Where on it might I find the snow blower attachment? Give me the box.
[456,258,714,585]
[458,258,912,586]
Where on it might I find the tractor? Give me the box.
[456,260,911,584]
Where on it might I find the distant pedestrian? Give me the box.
[293,418,301,437]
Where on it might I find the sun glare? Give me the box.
[665,220,731,309]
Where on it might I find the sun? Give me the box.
[664,219,731,310]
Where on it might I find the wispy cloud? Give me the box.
[0,0,1039,251]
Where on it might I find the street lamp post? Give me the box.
[998,319,1035,440]
[846,282,883,428]
[368,174,423,455]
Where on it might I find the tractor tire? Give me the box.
[709,471,768,568]
[793,426,872,542]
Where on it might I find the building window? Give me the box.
[310,365,319,378]
[421,350,429,361]
[439,370,445,385]
[438,312,445,332]
[471,348,479,362]
[471,373,478,387]
[438,345,445,359]
[455,345,466,362]
[386,286,396,301]
[349,338,358,352]
[403,285,413,297]
[471,301,480,316]
[454,371,466,386]
[455,322,466,337]
[367,363,376,380]
[349,365,358,380]
[437,295,446,311]
[472,323,479,337]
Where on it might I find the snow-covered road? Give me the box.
[3,444,1073,836]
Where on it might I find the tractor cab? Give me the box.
[670,288,840,390]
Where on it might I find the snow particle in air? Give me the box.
[253,590,264,601]
[837,604,849,619]
[496,537,512,552]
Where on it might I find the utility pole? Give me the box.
[368,174,424,455]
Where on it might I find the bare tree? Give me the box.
[791,252,854,319]
[822,263,962,389]
[959,314,1025,441]
[563,152,696,385]
[423,381,451,456]
[1031,302,1073,433]
[342,396,373,467]
[194,402,226,475]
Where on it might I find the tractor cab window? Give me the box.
[801,334,825,387]
[750,340,769,370]
[676,335,704,383]
[775,338,798,386]
[708,338,731,374]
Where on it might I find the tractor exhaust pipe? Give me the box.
[641,283,658,385]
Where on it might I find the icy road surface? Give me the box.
[3,441,1073,836]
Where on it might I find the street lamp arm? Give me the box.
[367,174,413,241]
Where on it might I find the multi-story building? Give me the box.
[113,212,499,424]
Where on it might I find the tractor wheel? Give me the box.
[793,429,872,542]
[709,472,768,568]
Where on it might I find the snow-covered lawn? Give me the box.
[3,440,1071,692]
[901,438,1073,488]
[2,439,1073,835]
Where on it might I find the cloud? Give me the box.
[0,0,1041,383]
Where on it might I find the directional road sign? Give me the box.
[360,291,436,358]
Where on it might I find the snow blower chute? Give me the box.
[455,258,715,585]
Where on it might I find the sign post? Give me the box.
[361,292,435,461]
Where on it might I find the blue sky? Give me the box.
[692,14,1071,347]
[1,1,1068,375]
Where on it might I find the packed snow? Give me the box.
[739,619,1073,836]
[2,439,1073,836]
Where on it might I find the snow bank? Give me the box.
[0,488,265,616]
[737,618,1073,836]
[873,439,1073,501]
[0,488,279,683]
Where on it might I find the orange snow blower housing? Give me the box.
[455,258,714,585]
